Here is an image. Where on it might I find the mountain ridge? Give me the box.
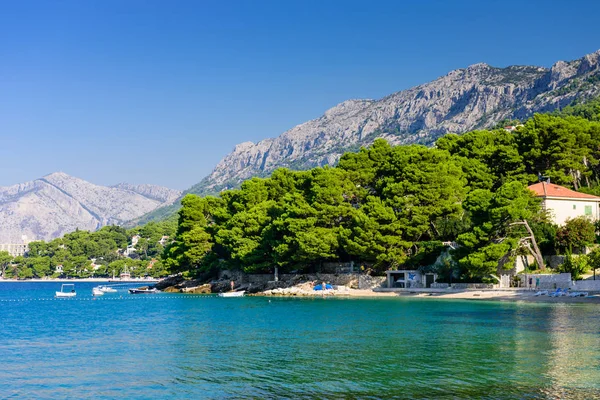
[132,50,600,225]
[0,172,181,243]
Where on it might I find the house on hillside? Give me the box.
[528,182,600,226]
[0,243,29,257]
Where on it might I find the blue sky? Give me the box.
[1,0,599,189]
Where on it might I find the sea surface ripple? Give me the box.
[1,282,599,399]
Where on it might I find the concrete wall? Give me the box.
[572,279,600,291]
[450,283,495,289]
[544,198,599,226]
[520,273,572,290]
[430,283,449,288]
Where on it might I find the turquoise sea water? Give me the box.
[1,282,599,399]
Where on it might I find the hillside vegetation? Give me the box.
[162,103,600,282]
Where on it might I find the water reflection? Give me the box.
[1,284,600,399]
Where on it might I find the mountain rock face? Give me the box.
[0,172,181,243]
[133,50,600,225]
[111,183,181,204]
[194,50,600,194]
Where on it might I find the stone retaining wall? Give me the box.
[430,283,450,289]
[451,283,495,289]
[572,279,600,291]
[358,275,386,290]
[519,273,572,290]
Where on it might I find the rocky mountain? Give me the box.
[135,50,600,225]
[110,183,181,204]
[0,172,181,243]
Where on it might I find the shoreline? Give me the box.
[255,287,600,304]
[0,278,158,283]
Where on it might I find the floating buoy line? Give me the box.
[0,295,217,303]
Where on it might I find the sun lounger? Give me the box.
[549,288,564,297]
[534,290,548,296]
[571,291,589,297]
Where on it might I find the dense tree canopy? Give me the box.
[11,98,600,281]
[8,221,175,279]
[161,105,600,281]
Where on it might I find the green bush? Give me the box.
[558,252,589,280]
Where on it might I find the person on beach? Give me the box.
[230,280,235,292]
[535,277,540,290]
[528,277,533,290]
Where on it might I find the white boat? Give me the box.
[56,284,76,298]
[92,287,104,296]
[218,291,245,297]
[97,285,117,293]
[128,287,159,294]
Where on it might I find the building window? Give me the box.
[585,205,592,216]
[573,204,577,210]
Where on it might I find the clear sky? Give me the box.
[1,0,599,190]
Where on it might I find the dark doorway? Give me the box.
[425,274,434,288]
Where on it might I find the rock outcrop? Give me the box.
[132,50,600,225]
[0,172,181,242]
[188,50,600,195]
[110,183,181,204]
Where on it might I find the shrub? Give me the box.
[555,217,596,253]
[558,252,589,280]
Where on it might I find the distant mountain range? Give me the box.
[0,172,181,243]
[134,49,600,225]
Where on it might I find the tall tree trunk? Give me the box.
[510,220,545,270]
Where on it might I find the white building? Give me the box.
[528,182,600,226]
[0,243,28,257]
[385,270,438,289]
[131,235,141,246]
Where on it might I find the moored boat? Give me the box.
[97,285,117,293]
[218,291,245,297]
[56,284,76,298]
[92,287,104,296]
[128,287,159,294]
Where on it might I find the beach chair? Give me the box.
[534,290,548,296]
[549,288,563,297]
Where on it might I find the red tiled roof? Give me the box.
[528,182,600,200]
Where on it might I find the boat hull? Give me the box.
[55,292,76,298]
[128,288,158,294]
[218,291,245,297]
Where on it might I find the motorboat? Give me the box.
[218,291,245,297]
[97,285,117,293]
[56,284,76,298]
[92,287,104,296]
[128,287,159,294]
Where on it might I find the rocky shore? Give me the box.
[153,274,600,303]
[154,273,358,296]
[154,271,377,295]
